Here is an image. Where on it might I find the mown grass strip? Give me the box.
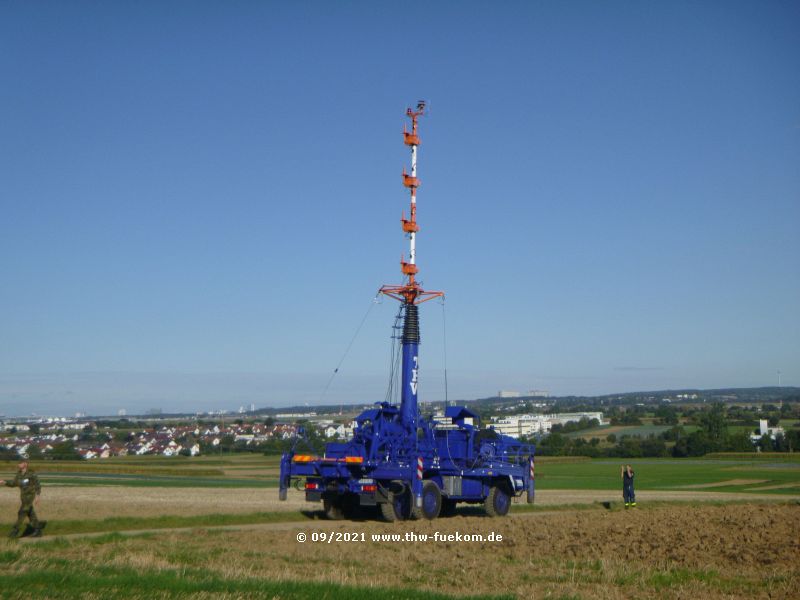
[39,474,276,488]
[5,510,313,536]
[530,456,593,464]
[0,460,226,477]
[703,453,800,462]
[0,559,512,600]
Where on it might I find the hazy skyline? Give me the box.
[2,2,798,416]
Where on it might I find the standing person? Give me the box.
[621,464,636,508]
[1,461,44,538]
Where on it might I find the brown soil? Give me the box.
[244,503,800,599]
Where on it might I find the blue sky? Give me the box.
[1,1,798,416]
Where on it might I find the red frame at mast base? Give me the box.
[379,284,444,306]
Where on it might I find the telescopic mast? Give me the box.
[379,101,444,431]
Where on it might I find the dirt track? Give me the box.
[3,486,798,523]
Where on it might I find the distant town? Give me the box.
[1,386,797,460]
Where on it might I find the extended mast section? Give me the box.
[380,100,443,306]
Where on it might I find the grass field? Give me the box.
[0,544,510,600]
[2,454,798,511]
[534,454,800,493]
[1,454,798,599]
[1,503,797,599]
[1,455,280,488]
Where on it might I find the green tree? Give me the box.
[757,434,773,452]
[654,405,679,425]
[785,429,799,453]
[539,433,568,456]
[697,403,727,440]
[50,441,81,460]
[617,437,643,458]
[725,432,755,452]
[661,425,685,441]
[219,434,236,452]
[0,446,19,460]
[25,445,44,460]
[672,436,689,457]
[640,437,667,457]
[685,431,717,456]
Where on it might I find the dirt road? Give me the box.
[3,485,797,522]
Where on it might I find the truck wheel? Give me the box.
[323,498,345,520]
[484,484,511,517]
[440,498,457,517]
[412,480,441,520]
[380,490,412,522]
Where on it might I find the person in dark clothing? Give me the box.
[621,464,636,508]
[1,461,44,538]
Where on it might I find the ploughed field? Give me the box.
[0,502,797,599]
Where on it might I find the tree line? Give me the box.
[531,402,798,458]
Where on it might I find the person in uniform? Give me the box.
[1,461,44,538]
[621,464,636,508]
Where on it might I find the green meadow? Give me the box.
[0,550,511,600]
[533,454,800,493]
[3,452,799,493]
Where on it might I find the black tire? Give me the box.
[380,489,412,522]
[323,497,345,520]
[484,484,511,517]
[412,480,442,520]
[440,498,458,517]
[380,496,400,522]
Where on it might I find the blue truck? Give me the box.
[278,104,535,520]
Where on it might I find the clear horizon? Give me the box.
[0,372,794,418]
